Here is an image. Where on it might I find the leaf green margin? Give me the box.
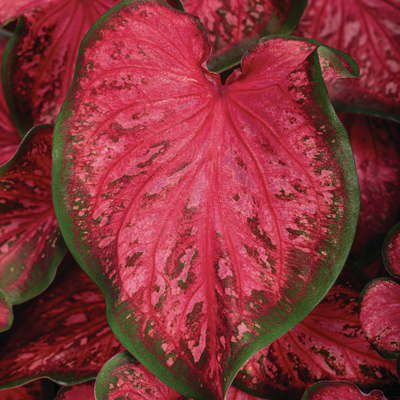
[383,221,400,278]
[0,289,13,333]
[0,124,67,305]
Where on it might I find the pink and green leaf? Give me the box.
[0,124,66,305]
[53,2,359,399]
[234,271,398,399]
[301,381,388,400]
[0,257,123,389]
[360,278,400,360]
[293,0,400,122]
[179,0,308,72]
[55,382,95,400]
[0,31,20,165]
[0,289,12,333]
[1,0,121,136]
[338,113,400,267]
[383,222,400,279]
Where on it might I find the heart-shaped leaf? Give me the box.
[0,33,20,166]
[293,0,400,121]
[234,271,398,399]
[0,257,123,389]
[179,0,308,72]
[338,113,400,267]
[0,289,12,333]
[383,222,400,279]
[1,0,121,136]
[55,382,95,400]
[302,381,388,400]
[53,2,359,399]
[360,278,400,360]
[0,124,66,306]
[0,379,57,400]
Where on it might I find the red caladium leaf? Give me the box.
[301,381,388,400]
[1,0,121,136]
[0,124,66,306]
[383,222,400,279]
[360,278,400,360]
[55,382,95,400]
[179,0,308,72]
[338,113,400,267]
[0,258,123,389]
[0,33,20,166]
[234,271,398,399]
[53,2,359,399]
[0,380,56,400]
[293,0,400,122]
[0,289,12,332]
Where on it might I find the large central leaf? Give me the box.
[53,1,359,399]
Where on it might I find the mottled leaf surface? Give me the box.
[1,0,121,135]
[293,0,400,121]
[0,33,20,165]
[0,124,66,304]
[55,382,95,400]
[383,222,400,279]
[234,272,398,399]
[0,380,57,400]
[338,113,400,267]
[302,381,388,400]
[0,259,123,389]
[53,2,359,399]
[180,0,308,72]
[360,278,400,360]
[0,289,12,332]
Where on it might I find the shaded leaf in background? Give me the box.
[53,1,360,399]
[338,113,400,267]
[360,278,400,360]
[0,379,57,400]
[0,258,123,389]
[302,381,388,400]
[179,0,308,72]
[234,272,398,399]
[0,125,66,307]
[1,0,121,136]
[0,289,12,333]
[383,222,400,279]
[293,0,400,121]
[0,32,20,165]
[55,381,95,400]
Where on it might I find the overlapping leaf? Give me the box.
[293,0,400,121]
[0,258,123,389]
[234,272,397,399]
[360,278,400,360]
[0,289,12,332]
[383,222,400,279]
[0,124,66,306]
[337,113,400,267]
[179,0,308,72]
[0,33,20,165]
[53,2,359,399]
[302,381,387,400]
[55,382,95,400]
[0,380,57,400]
[1,0,121,135]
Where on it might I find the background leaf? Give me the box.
[383,222,400,279]
[55,381,95,400]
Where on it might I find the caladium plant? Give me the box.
[1,0,400,399]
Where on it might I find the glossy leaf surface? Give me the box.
[0,125,66,304]
[53,2,359,399]
[0,380,56,400]
[234,272,398,399]
[302,381,387,400]
[360,278,400,360]
[0,289,12,332]
[338,113,400,267]
[55,382,95,400]
[293,0,400,121]
[0,258,123,389]
[180,0,308,72]
[0,33,20,165]
[383,222,400,279]
[1,0,120,135]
